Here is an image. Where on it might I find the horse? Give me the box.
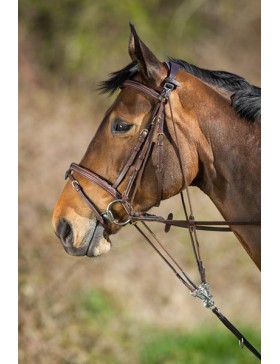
[52,24,261,273]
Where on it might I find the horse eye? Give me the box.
[112,119,133,134]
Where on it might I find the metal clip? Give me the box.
[191,282,216,310]
[139,128,149,140]
[71,180,81,191]
[152,115,161,124]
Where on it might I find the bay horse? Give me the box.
[52,25,261,273]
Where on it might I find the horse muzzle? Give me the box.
[53,213,111,257]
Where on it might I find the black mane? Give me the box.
[99,58,261,122]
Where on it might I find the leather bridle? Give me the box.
[65,62,261,360]
[65,62,182,227]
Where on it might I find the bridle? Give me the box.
[65,62,261,360]
[65,62,182,226]
[65,62,260,231]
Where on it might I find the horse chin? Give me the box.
[86,222,111,257]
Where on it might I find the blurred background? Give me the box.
[19,0,260,363]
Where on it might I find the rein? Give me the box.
[65,62,261,360]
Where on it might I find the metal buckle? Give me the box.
[191,282,216,310]
[159,82,175,101]
[103,199,131,226]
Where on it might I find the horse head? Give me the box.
[52,24,261,269]
[52,25,198,257]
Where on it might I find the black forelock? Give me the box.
[98,61,139,95]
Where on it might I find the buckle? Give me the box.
[159,82,175,101]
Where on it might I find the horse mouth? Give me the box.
[86,222,111,257]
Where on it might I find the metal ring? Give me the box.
[104,199,131,226]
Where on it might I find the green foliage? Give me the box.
[19,0,208,86]
[50,287,260,363]
[140,328,261,364]
[68,288,261,364]
[19,0,260,88]
[82,288,120,320]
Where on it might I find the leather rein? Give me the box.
[65,62,261,360]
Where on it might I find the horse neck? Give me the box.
[178,78,261,269]
[179,77,261,222]
[172,74,261,269]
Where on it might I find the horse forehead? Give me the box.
[114,89,152,115]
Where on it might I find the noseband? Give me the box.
[65,61,261,360]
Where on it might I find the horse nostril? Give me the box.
[56,218,73,246]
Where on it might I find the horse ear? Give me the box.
[128,22,165,85]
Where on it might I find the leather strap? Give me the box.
[130,213,261,232]
[66,171,105,225]
[163,61,181,87]
[211,307,261,360]
[155,61,181,205]
[112,128,149,189]
[121,80,160,101]
[67,163,121,199]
